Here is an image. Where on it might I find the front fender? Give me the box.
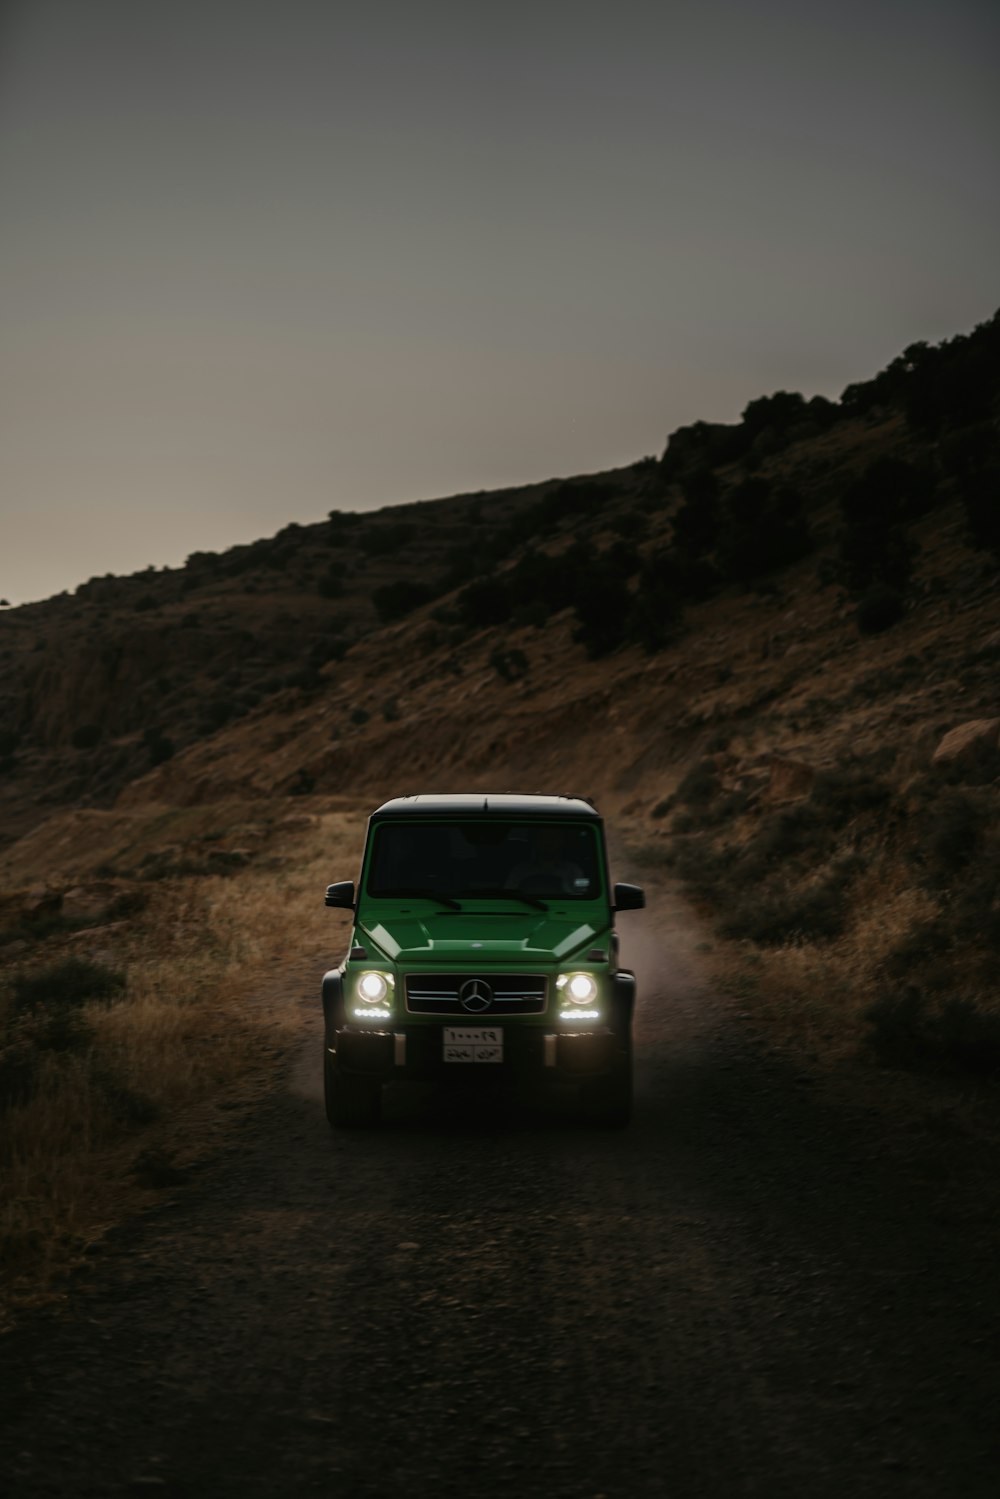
[612,970,636,1033]
[322,970,346,1036]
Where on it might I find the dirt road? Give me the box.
[2,879,998,1497]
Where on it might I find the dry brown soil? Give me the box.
[1,875,998,1498]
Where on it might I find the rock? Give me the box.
[22,886,63,921]
[931,718,1000,766]
[61,882,119,921]
[766,755,816,802]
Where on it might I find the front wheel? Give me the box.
[324,1050,382,1128]
[580,1045,632,1128]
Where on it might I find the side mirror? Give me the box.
[325,881,356,910]
[613,882,645,912]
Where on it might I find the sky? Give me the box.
[1,0,997,605]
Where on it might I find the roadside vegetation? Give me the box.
[634,730,1000,1079]
[0,810,357,1318]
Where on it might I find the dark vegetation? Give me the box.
[0,957,127,1112]
[655,731,1000,1079]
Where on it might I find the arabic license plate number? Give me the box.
[443,1027,503,1064]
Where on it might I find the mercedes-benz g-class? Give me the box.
[321,793,644,1127]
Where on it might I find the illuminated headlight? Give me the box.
[357,971,389,1003]
[351,970,393,1020]
[557,972,598,1005]
[559,1009,600,1022]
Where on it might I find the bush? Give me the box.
[914,790,982,885]
[456,577,513,630]
[317,566,341,600]
[12,957,126,1014]
[0,1042,39,1110]
[489,648,529,682]
[867,988,1000,1076]
[359,522,416,557]
[674,758,719,807]
[957,464,1000,556]
[143,727,175,766]
[856,584,904,634]
[373,580,435,623]
[672,468,719,553]
[716,480,813,582]
[721,870,852,944]
[572,567,632,658]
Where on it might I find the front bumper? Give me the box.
[332,1023,620,1081]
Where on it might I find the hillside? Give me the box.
[1,310,998,1302]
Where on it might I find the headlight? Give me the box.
[357,971,389,1003]
[568,973,597,1003]
[556,972,599,1005]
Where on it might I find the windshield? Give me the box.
[365,820,603,902]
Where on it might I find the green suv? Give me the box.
[321,793,644,1127]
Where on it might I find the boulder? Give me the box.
[766,755,816,802]
[22,885,63,921]
[931,718,1000,766]
[61,882,120,922]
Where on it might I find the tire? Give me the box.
[324,1050,382,1128]
[580,1043,633,1129]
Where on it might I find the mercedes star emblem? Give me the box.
[459,978,493,1013]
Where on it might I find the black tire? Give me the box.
[580,1044,633,1128]
[324,1050,382,1128]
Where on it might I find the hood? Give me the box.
[357,910,603,965]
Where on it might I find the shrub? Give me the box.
[71,723,102,750]
[489,647,529,682]
[914,790,981,884]
[674,758,719,807]
[672,468,720,553]
[720,873,851,944]
[95,1069,161,1125]
[35,1009,94,1054]
[957,464,1000,557]
[289,768,315,795]
[359,522,417,557]
[572,567,631,658]
[373,580,434,623]
[716,479,813,582]
[456,577,513,629]
[867,988,1000,1077]
[0,1042,39,1110]
[12,957,126,1014]
[317,566,341,600]
[856,584,904,634]
[143,727,175,766]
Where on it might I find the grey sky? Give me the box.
[2,0,997,603]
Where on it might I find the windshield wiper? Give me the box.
[372,888,463,911]
[465,888,549,911]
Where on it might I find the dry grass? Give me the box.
[0,808,362,1321]
[710,877,939,1062]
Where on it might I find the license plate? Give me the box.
[443,1026,503,1064]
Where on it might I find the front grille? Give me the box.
[405,973,547,1016]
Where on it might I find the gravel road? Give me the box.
[2,878,999,1497]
